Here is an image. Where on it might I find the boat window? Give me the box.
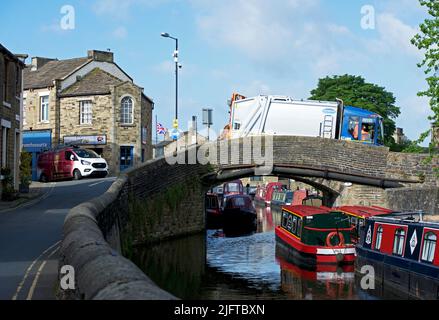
[421,232,437,263]
[296,218,302,237]
[375,226,383,250]
[287,215,293,231]
[351,216,358,227]
[292,216,298,234]
[392,228,406,256]
[282,212,288,228]
[359,219,365,227]
[348,116,360,140]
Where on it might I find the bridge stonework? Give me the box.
[59,136,438,299]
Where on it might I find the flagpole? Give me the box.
[155,114,158,146]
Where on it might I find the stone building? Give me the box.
[23,50,153,176]
[0,43,26,190]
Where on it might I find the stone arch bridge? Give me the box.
[60,135,438,299]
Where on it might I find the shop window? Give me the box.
[421,232,437,263]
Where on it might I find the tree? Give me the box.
[309,74,400,145]
[411,0,439,138]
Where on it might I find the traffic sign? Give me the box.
[170,128,180,140]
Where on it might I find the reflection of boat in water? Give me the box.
[254,182,283,206]
[222,194,257,236]
[356,212,439,300]
[275,205,356,266]
[276,252,356,300]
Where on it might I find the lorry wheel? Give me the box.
[73,170,82,180]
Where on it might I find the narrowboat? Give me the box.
[356,213,439,300]
[254,182,283,206]
[270,189,294,211]
[222,180,244,197]
[275,205,356,266]
[205,193,223,229]
[338,205,395,242]
[222,194,257,236]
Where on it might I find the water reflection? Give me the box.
[132,204,372,300]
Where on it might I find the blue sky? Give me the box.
[0,0,432,144]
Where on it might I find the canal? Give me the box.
[132,205,389,300]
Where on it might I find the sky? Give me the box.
[0,0,433,144]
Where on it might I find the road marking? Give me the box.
[88,178,115,187]
[26,246,60,300]
[11,240,61,300]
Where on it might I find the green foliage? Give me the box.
[411,0,439,126]
[1,167,17,201]
[19,151,32,186]
[309,74,400,145]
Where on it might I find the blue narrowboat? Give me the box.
[356,213,439,299]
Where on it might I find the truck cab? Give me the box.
[340,106,384,146]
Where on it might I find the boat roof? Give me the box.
[370,215,439,229]
[337,206,394,218]
[223,194,251,199]
[282,205,331,217]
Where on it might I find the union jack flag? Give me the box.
[156,123,167,135]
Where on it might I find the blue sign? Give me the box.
[23,130,52,152]
[170,128,180,140]
[322,108,337,115]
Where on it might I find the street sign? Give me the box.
[170,128,180,140]
[173,119,179,129]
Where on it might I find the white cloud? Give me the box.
[112,26,128,39]
[368,13,421,57]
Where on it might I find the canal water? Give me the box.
[132,205,383,300]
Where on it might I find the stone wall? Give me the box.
[59,147,211,299]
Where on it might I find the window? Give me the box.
[291,216,298,234]
[360,118,375,142]
[80,100,93,125]
[23,98,26,125]
[65,151,77,161]
[348,116,359,140]
[375,226,383,250]
[282,212,288,228]
[250,176,263,181]
[40,95,49,122]
[393,229,406,256]
[3,61,8,102]
[120,97,133,124]
[297,218,302,237]
[421,232,437,263]
[287,215,293,231]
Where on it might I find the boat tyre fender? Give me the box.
[326,232,345,247]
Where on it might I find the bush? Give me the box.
[1,167,17,201]
[19,151,32,187]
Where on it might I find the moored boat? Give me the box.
[275,205,356,266]
[222,194,257,236]
[356,213,439,300]
[205,192,223,228]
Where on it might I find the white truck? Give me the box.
[230,95,340,139]
[228,95,384,146]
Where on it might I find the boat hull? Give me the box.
[275,226,356,266]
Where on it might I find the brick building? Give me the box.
[23,50,153,177]
[0,43,26,190]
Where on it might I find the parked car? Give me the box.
[37,146,108,182]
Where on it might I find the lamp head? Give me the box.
[161,32,170,38]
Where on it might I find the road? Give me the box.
[0,177,116,300]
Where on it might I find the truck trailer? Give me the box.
[228,95,384,146]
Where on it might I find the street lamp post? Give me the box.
[161,32,180,136]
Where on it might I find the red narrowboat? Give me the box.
[205,193,222,228]
[356,213,439,299]
[337,205,395,243]
[275,205,356,266]
[254,182,283,206]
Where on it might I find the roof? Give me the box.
[0,43,25,66]
[344,105,382,118]
[337,205,394,218]
[24,57,90,90]
[282,205,331,217]
[60,68,123,97]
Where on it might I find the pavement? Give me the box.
[0,176,116,300]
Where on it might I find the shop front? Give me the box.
[23,130,52,181]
